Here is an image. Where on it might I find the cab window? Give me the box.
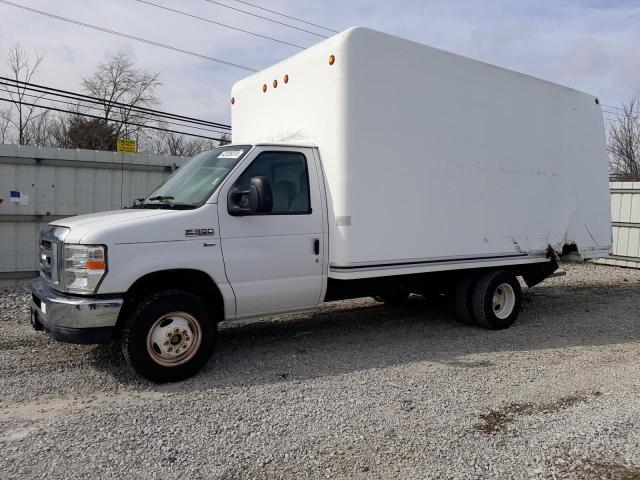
[234,151,311,214]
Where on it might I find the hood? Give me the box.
[53,209,179,243]
[51,205,220,245]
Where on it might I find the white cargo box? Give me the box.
[232,27,611,277]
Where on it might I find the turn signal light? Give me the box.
[329,54,335,65]
[86,261,106,270]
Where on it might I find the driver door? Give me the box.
[217,147,326,317]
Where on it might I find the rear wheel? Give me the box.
[472,270,521,330]
[121,290,217,383]
[454,274,478,325]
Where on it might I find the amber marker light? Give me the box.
[284,74,289,83]
[273,79,278,88]
[262,84,267,92]
[86,260,106,270]
[329,54,335,65]
[230,97,235,105]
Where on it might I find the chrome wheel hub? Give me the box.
[492,283,516,320]
[147,312,202,367]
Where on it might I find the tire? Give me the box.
[454,274,478,325]
[121,290,217,383]
[373,290,410,306]
[472,270,522,330]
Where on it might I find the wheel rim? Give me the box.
[492,283,516,319]
[146,312,202,367]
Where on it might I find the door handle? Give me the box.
[313,239,320,255]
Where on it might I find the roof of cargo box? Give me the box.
[231,26,597,100]
[231,26,599,148]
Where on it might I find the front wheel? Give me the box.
[472,270,522,330]
[121,290,217,383]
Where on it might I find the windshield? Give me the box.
[141,145,251,209]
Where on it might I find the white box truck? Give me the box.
[30,27,612,382]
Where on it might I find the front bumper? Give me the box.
[30,278,123,344]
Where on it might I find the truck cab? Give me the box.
[31,143,329,382]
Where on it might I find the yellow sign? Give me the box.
[117,138,137,153]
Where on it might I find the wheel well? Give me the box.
[561,243,579,257]
[116,269,225,333]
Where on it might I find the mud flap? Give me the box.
[522,247,559,288]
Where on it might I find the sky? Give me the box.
[0,0,638,127]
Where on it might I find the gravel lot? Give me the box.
[1,262,640,479]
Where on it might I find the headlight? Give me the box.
[61,244,107,294]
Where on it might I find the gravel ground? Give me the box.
[1,262,640,479]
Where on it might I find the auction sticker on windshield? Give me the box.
[218,150,244,159]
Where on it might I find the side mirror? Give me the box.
[228,176,273,216]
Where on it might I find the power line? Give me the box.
[603,109,640,121]
[0,80,231,133]
[0,0,258,72]
[231,0,339,34]
[602,104,640,119]
[203,0,329,39]
[602,107,638,117]
[602,104,628,112]
[0,79,232,132]
[0,97,229,142]
[0,76,231,130]
[0,86,231,136]
[136,0,305,50]
[0,81,232,135]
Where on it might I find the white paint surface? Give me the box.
[232,27,612,271]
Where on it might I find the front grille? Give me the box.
[38,225,69,286]
[39,239,53,281]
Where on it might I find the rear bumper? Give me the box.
[30,278,122,344]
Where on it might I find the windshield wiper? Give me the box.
[138,195,196,210]
[147,195,175,205]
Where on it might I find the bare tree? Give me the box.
[0,108,11,144]
[140,122,230,156]
[608,92,640,180]
[160,132,212,156]
[82,52,160,141]
[165,132,187,156]
[1,43,46,145]
[24,110,59,147]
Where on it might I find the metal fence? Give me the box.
[594,181,640,268]
[0,144,187,278]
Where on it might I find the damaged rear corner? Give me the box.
[522,246,560,287]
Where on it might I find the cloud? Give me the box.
[557,40,613,77]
